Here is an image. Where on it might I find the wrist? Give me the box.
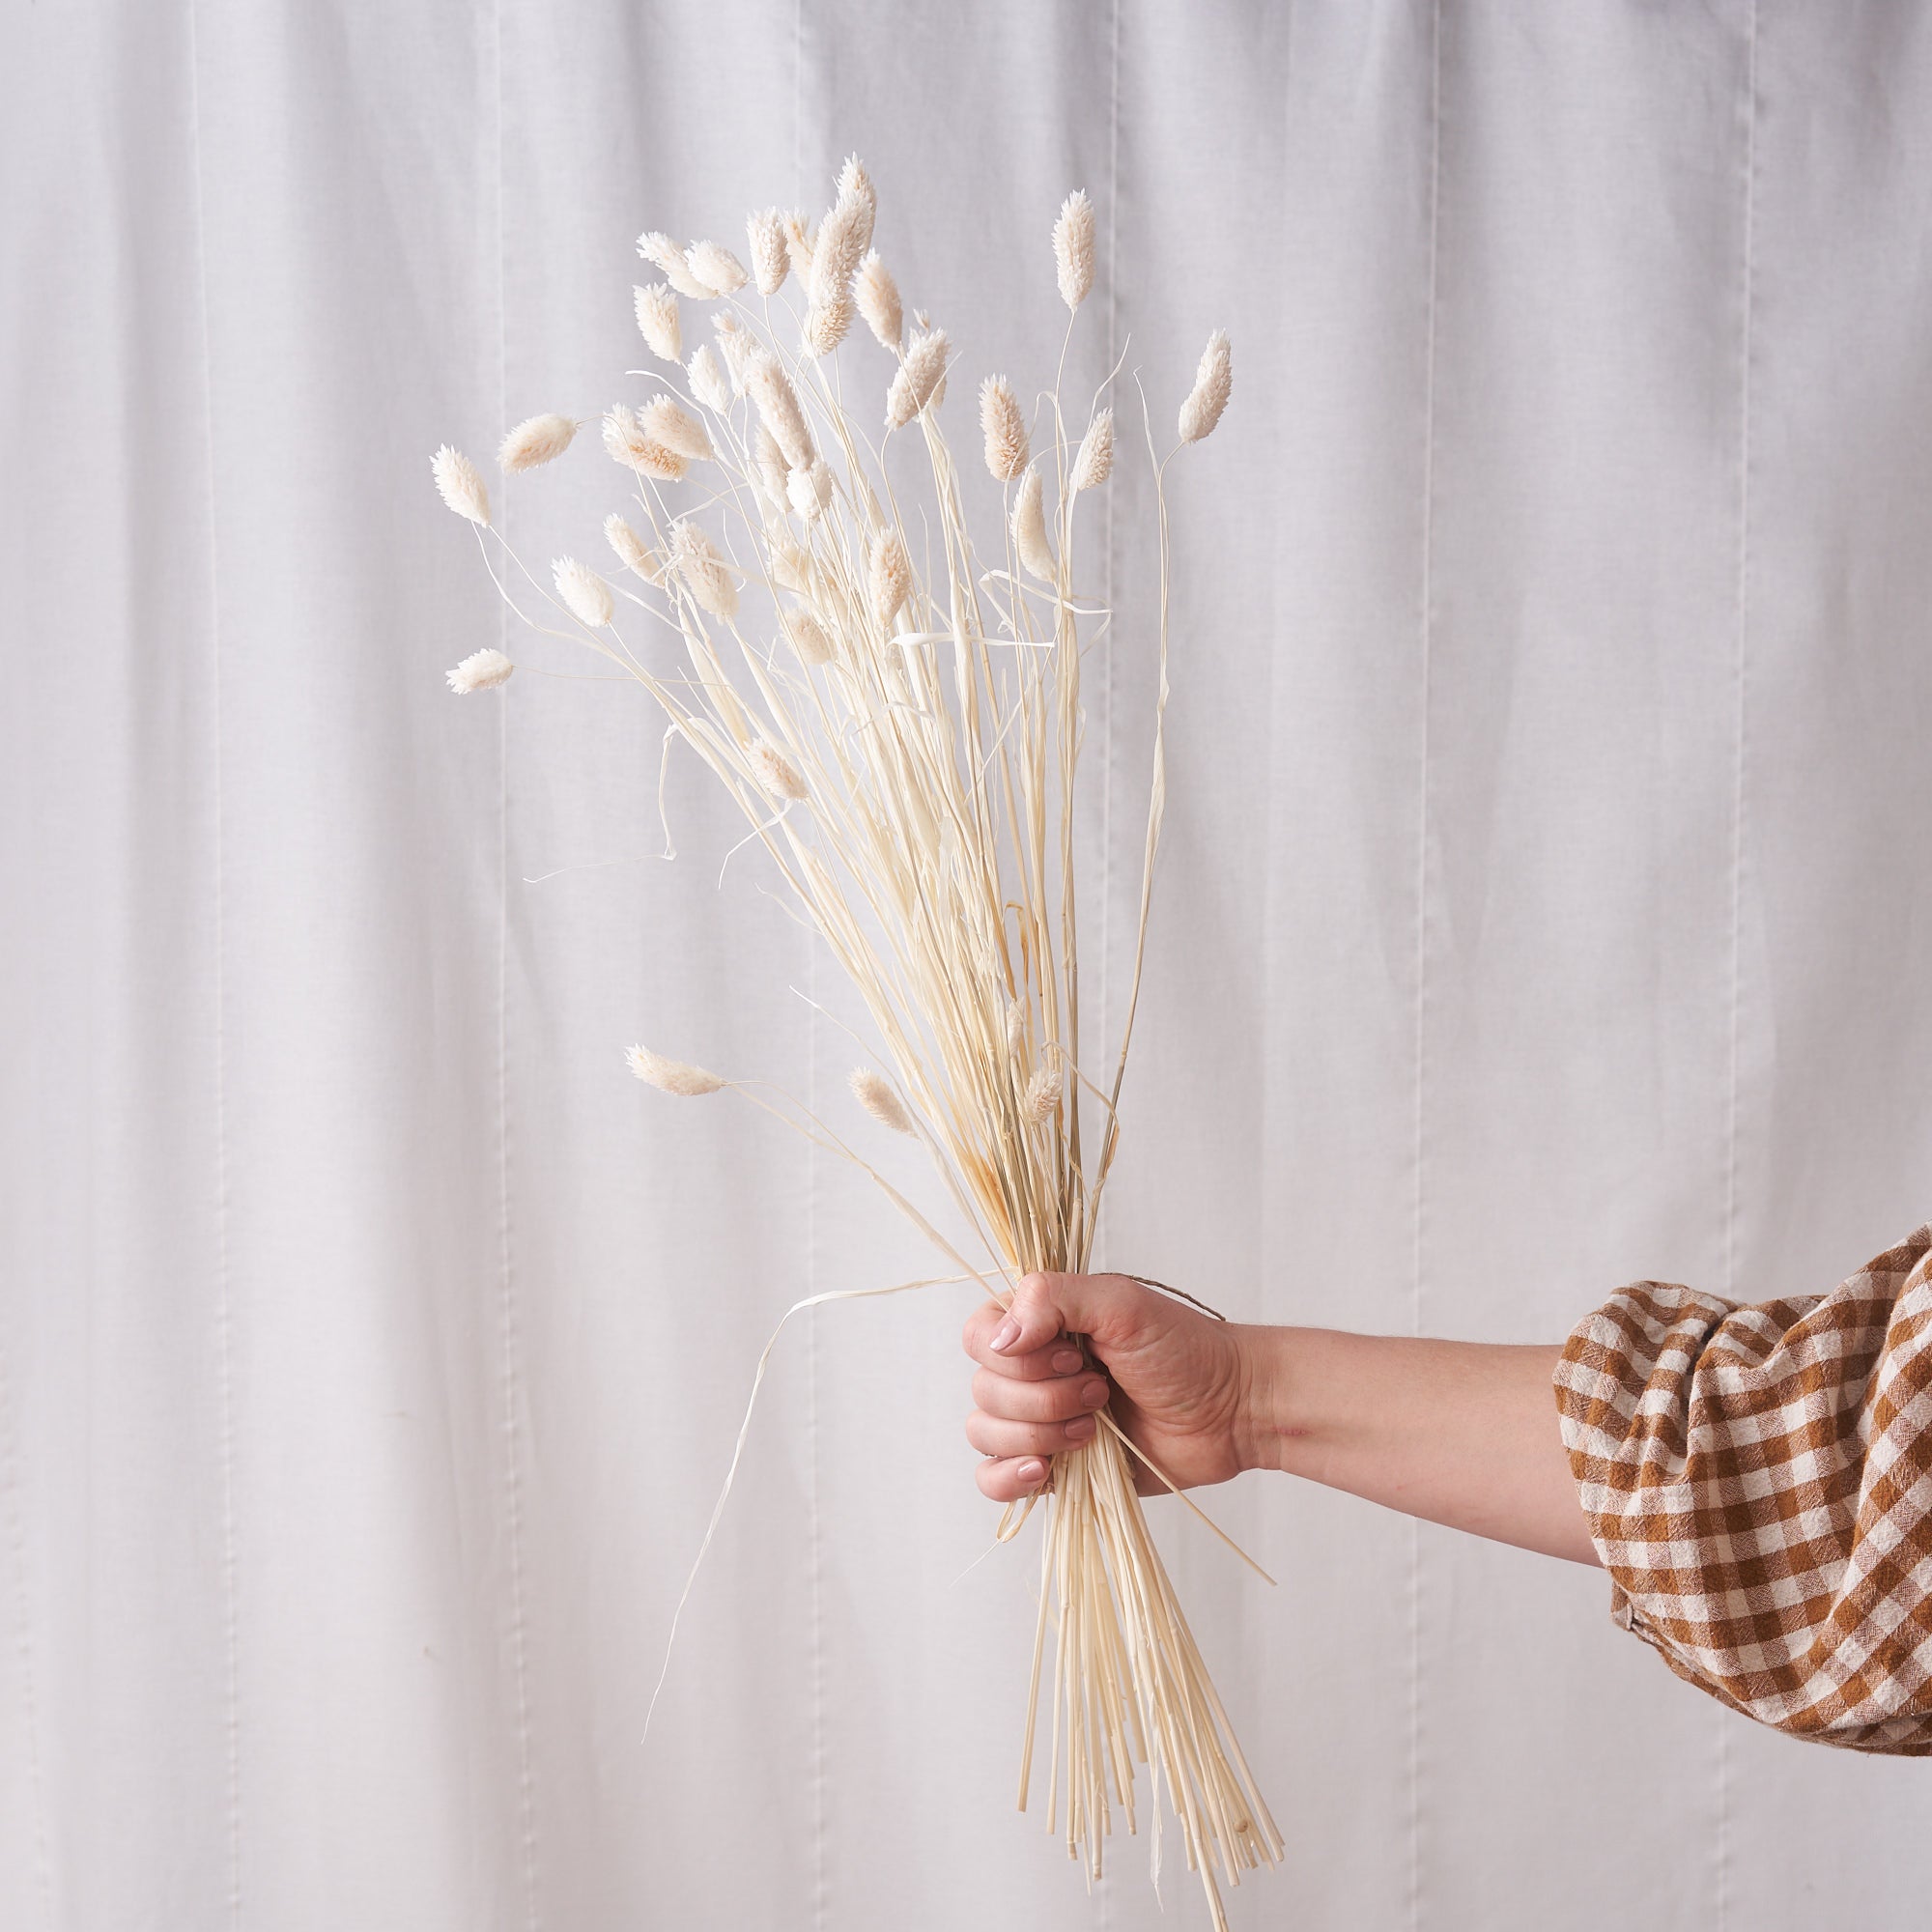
[1230,1322,1301,1473]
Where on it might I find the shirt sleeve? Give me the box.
[1552,1224,1932,1753]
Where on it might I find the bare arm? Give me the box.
[961,1273,1599,1568]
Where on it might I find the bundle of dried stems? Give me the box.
[432,161,1273,1927]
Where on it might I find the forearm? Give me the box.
[1236,1325,1600,1566]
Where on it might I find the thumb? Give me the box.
[990,1270,1142,1358]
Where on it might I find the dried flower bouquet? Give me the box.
[431,158,1274,1928]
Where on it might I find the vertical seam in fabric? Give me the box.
[1720,4,1759,1925]
[1410,4,1443,1926]
[185,5,243,1920]
[795,14,828,1927]
[493,7,542,1926]
[1099,0,1122,1289]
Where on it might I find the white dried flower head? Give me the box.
[446,646,513,694]
[1179,329,1233,444]
[686,343,730,413]
[782,212,815,282]
[980,376,1029,481]
[602,403,688,481]
[836,156,877,249]
[497,412,578,473]
[1070,408,1115,492]
[686,240,748,297]
[1005,999,1027,1057]
[810,189,870,309]
[770,538,811,594]
[1023,1046,1063,1126]
[885,327,949,430]
[636,231,710,299]
[668,519,738,619]
[753,425,791,513]
[710,313,756,393]
[869,530,912,627]
[855,251,902,351]
[1010,467,1056,583]
[749,733,809,805]
[802,292,854,358]
[747,208,790,296]
[431,445,491,526]
[604,513,664,583]
[848,1066,914,1136]
[787,460,834,521]
[639,395,713,461]
[553,555,614,628]
[627,1043,725,1096]
[781,607,835,667]
[745,353,815,469]
[1054,189,1095,311]
[634,282,682,362]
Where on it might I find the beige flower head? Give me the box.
[445,646,513,694]
[1010,467,1056,583]
[745,353,816,469]
[431,445,491,526]
[710,313,756,393]
[553,555,614,628]
[636,231,710,299]
[811,187,870,310]
[634,283,682,362]
[1179,330,1232,444]
[686,241,748,297]
[802,291,855,358]
[849,1066,915,1136]
[836,155,877,252]
[639,395,713,462]
[885,328,949,430]
[855,252,902,352]
[869,530,912,627]
[626,1044,725,1095]
[686,343,730,413]
[668,519,739,619]
[747,208,790,296]
[1022,1043,1064,1126]
[980,376,1029,482]
[782,212,815,282]
[498,413,578,473]
[1070,408,1115,492]
[781,608,835,667]
[749,733,808,805]
[1054,189,1095,311]
[602,403,688,481]
[604,513,663,583]
[787,460,834,521]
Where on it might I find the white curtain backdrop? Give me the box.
[5,2,1931,1926]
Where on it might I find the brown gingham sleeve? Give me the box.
[1553,1225,1932,1753]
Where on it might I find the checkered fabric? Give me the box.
[1553,1225,1932,1752]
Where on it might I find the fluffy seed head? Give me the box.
[1010,467,1056,583]
[1071,408,1115,492]
[446,646,513,693]
[849,1066,914,1136]
[686,241,748,297]
[769,537,810,594]
[810,189,870,308]
[1054,189,1095,310]
[980,376,1029,481]
[1023,1046,1063,1126]
[802,292,854,358]
[781,608,835,667]
[1179,329,1233,444]
[710,313,756,393]
[855,252,902,351]
[636,231,710,298]
[498,412,578,473]
[753,425,790,514]
[836,156,877,250]
[639,395,713,461]
[749,733,808,805]
[602,403,688,481]
[634,283,682,361]
[668,519,738,619]
[885,327,949,430]
[783,212,815,281]
[747,208,790,296]
[869,530,912,627]
[604,513,663,583]
[431,445,491,526]
[686,343,730,413]
[787,460,833,521]
[553,555,614,628]
[745,353,815,469]
[627,1044,724,1096]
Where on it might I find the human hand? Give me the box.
[960,1271,1256,1503]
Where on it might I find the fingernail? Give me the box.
[1081,1378,1109,1407]
[990,1316,1021,1353]
[1051,1348,1084,1375]
[1015,1458,1046,1484]
[1065,1414,1096,1441]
